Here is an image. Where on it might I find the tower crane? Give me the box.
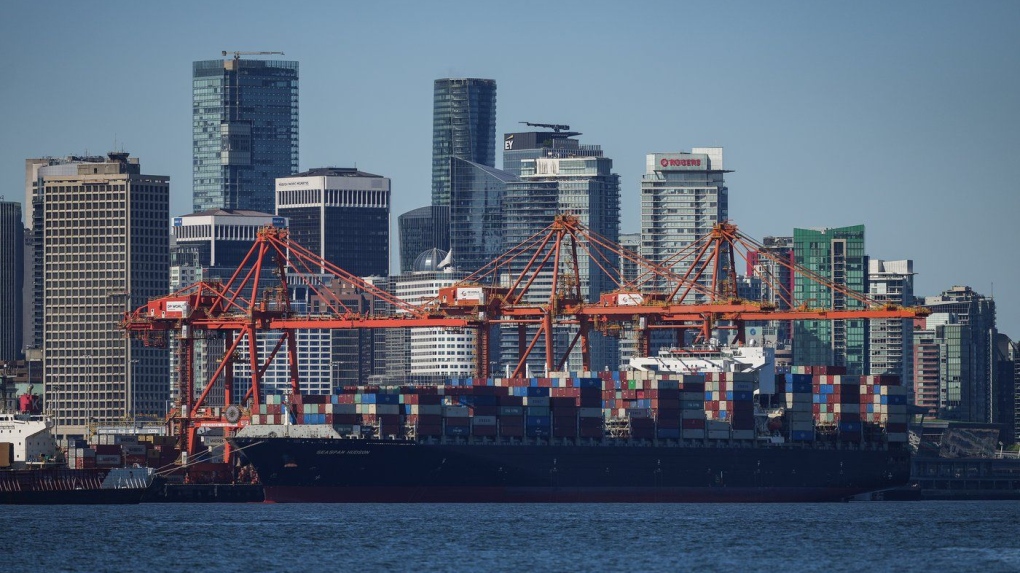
[222,50,285,61]
[519,121,574,133]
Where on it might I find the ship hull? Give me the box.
[0,468,149,505]
[234,437,911,503]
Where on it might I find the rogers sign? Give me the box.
[660,158,701,168]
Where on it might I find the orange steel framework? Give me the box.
[122,216,928,460]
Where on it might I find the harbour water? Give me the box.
[3,501,1019,572]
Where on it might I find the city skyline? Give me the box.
[1,1,1018,335]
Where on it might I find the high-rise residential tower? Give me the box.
[193,54,299,215]
[868,259,915,394]
[640,149,730,301]
[793,225,868,374]
[432,78,496,207]
[275,168,390,276]
[0,201,23,361]
[923,285,997,423]
[40,153,169,437]
[746,236,795,344]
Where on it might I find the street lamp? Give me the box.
[130,358,139,425]
[85,354,94,440]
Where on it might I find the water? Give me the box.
[3,502,1019,572]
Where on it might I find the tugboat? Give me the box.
[0,413,154,504]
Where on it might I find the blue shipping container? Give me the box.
[525,415,551,426]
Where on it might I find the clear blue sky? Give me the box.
[2,1,1018,336]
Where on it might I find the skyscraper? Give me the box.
[398,205,450,274]
[793,225,868,374]
[275,168,390,277]
[640,149,730,300]
[39,153,169,436]
[432,78,496,207]
[25,155,110,352]
[449,157,517,274]
[502,150,621,371]
[0,201,23,361]
[193,54,299,215]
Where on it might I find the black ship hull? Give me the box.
[0,468,149,505]
[233,437,911,503]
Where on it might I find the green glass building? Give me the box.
[793,225,868,374]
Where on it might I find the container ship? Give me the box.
[232,347,912,503]
[0,413,154,504]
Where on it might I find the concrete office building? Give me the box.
[276,168,390,277]
[25,156,111,353]
[39,153,168,437]
[387,265,475,385]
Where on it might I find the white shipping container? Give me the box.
[444,406,470,418]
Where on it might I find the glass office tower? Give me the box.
[193,56,299,215]
[432,78,496,207]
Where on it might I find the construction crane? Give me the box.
[221,50,285,61]
[121,216,930,475]
[519,121,574,133]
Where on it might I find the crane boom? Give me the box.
[222,50,285,60]
[520,121,572,132]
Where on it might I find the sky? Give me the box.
[2,0,1018,336]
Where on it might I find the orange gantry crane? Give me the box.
[122,216,928,464]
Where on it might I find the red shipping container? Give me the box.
[682,418,706,429]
